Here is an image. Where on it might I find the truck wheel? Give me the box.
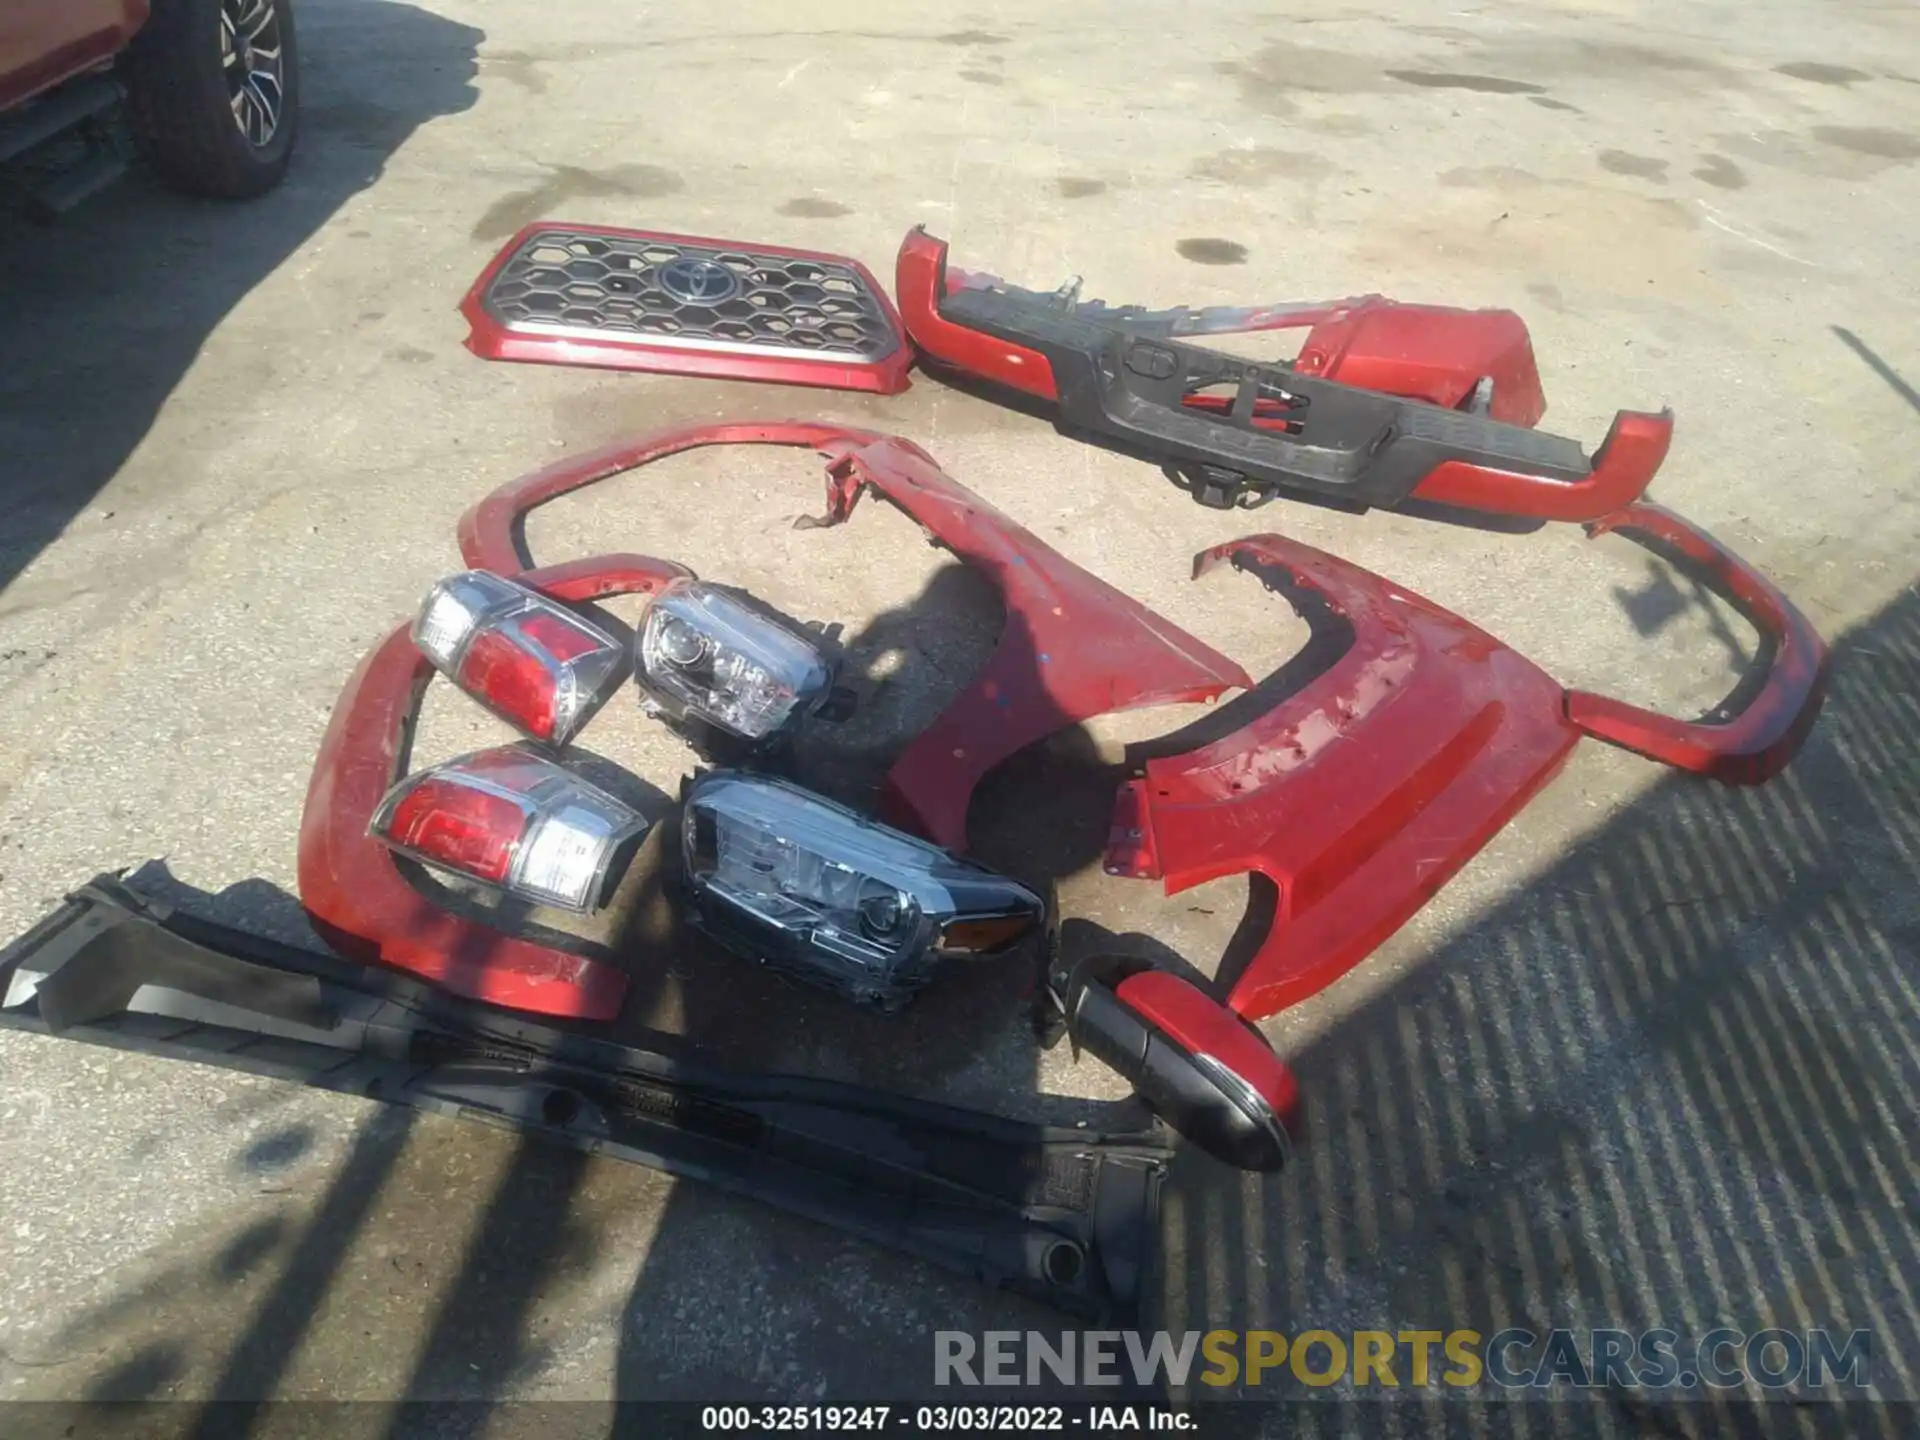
[122,0,298,200]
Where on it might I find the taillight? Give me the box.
[384,775,525,883]
[370,746,648,912]
[637,580,833,743]
[412,571,627,746]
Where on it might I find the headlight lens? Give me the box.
[638,580,832,741]
[680,772,1042,1009]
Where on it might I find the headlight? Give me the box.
[638,580,832,742]
[679,772,1043,1010]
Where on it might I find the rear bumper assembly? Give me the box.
[0,877,1170,1321]
[463,225,913,395]
[898,229,1546,423]
[896,229,1672,520]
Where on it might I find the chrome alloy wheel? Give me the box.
[220,0,286,147]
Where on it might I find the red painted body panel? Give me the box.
[461,224,913,395]
[1106,534,1583,1023]
[1566,504,1831,783]
[298,555,691,1021]
[1112,970,1300,1133]
[1106,511,1827,1022]
[896,228,1060,400]
[323,435,1821,1025]
[815,435,1252,849]
[0,1,147,112]
[457,421,878,572]
[1410,410,1675,522]
[456,421,1251,853]
[1289,299,1547,427]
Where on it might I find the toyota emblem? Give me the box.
[658,256,741,306]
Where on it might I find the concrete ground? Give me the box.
[1,0,1917,1427]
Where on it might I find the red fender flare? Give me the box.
[1107,509,1827,1022]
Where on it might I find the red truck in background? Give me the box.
[0,0,299,213]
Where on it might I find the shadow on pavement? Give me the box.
[0,0,482,600]
[3,554,1124,1421]
[1832,327,1920,418]
[1154,580,1919,1421]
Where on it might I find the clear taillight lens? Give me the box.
[679,772,1042,1009]
[371,746,648,912]
[412,571,627,746]
[638,580,831,742]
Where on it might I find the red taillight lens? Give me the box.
[517,609,603,664]
[459,628,562,741]
[384,775,526,883]
[370,747,649,912]
[410,572,629,748]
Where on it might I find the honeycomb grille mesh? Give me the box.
[481,228,900,363]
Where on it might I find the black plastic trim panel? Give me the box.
[943,286,1591,512]
[0,876,1171,1322]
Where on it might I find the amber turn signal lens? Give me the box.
[938,913,1038,954]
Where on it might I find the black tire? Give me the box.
[122,0,299,200]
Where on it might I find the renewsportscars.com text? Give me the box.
[934,1328,1872,1392]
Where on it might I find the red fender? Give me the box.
[456,422,1252,853]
